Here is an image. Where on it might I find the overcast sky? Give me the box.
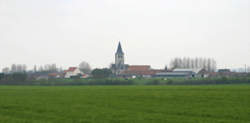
[0,0,249,71]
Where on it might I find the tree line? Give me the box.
[2,61,92,74]
[169,57,217,72]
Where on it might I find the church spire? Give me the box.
[116,42,124,54]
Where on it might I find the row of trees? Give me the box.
[2,61,92,74]
[2,64,63,74]
[2,64,27,73]
[169,57,217,72]
[1,61,115,81]
[34,64,63,73]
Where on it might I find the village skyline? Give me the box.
[1,42,250,73]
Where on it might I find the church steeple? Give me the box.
[116,42,124,54]
[115,42,125,74]
[110,41,128,75]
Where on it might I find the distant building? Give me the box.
[121,65,153,78]
[110,42,129,75]
[215,68,249,77]
[154,68,207,78]
[36,75,49,80]
[121,65,168,78]
[218,69,231,73]
[64,67,83,78]
[48,73,63,79]
[29,72,49,80]
[173,68,207,77]
[155,72,192,78]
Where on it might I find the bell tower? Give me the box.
[115,42,125,73]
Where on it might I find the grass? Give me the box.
[0,85,250,123]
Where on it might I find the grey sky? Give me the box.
[0,0,249,71]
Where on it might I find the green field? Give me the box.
[0,85,250,123]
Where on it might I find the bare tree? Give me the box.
[39,66,44,72]
[190,59,195,69]
[169,57,217,72]
[41,64,58,72]
[211,59,217,72]
[11,64,17,73]
[194,57,199,68]
[33,65,37,73]
[2,67,10,74]
[11,64,27,73]
[59,67,63,72]
[79,61,92,74]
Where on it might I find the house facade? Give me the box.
[64,67,83,78]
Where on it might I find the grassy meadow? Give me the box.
[0,85,250,123]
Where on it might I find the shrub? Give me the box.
[91,68,112,79]
[0,73,4,80]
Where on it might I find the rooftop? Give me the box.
[127,65,151,71]
[116,42,124,54]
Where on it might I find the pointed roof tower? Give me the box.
[116,42,124,54]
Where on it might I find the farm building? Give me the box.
[121,65,166,78]
[121,65,154,78]
[154,68,207,78]
[64,67,83,78]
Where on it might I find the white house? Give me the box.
[64,67,83,78]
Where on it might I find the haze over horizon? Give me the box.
[0,0,249,71]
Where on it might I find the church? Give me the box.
[110,42,129,75]
[110,42,164,78]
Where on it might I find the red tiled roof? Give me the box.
[127,65,151,71]
[121,65,161,75]
[122,70,156,75]
[64,67,77,73]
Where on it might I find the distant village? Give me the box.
[1,42,250,80]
